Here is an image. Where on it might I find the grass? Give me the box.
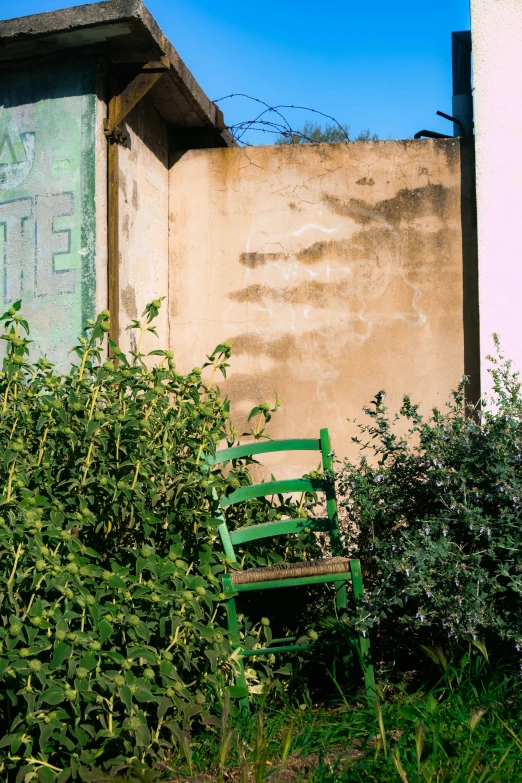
[99,652,522,783]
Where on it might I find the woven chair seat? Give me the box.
[230,556,351,586]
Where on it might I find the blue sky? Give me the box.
[0,0,471,143]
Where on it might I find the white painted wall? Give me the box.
[471,0,522,391]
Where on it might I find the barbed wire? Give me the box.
[213,93,350,145]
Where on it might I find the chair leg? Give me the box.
[223,576,249,711]
[350,560,375,697]
[334,580,350,690]
[335,581,348,615]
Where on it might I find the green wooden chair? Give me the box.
[207,428,374,707]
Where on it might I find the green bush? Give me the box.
[337,337,522,668]
[0,300,316,782]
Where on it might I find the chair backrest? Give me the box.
[207,428,341,563]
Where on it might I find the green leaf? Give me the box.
[135,687,157,703]
[82,547,101,559]
[204,649,218,671]
[120,685,133,712]
[135,622,151,642]
[157,696,172,721]
[39,685,64,705]
[0,734,17,749]
[86,420,99,439]
[78,652,98,671]
[108,575,127,590]
[50,642,72,670]
[135,557,149,575]
[98,620,113,644]
[228,685,249,699]
[50,510,64,527]
[127,647,157,665]
[136,723,151,747]
[38,766,56,783]
[39,723,55,751]
[71,726,89,747]
[160,659,173,676]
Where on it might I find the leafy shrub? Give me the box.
[337,337,522,669]
[0,300,318,782]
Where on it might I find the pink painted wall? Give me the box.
[471,0,522,392]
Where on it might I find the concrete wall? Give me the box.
[117,96,169,355]
[94,66,108,319]
[0,59,96,366]
[470,0,522,391]
[169,139,471,466]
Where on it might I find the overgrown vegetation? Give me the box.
[337,337,522,673]
[110,653,522,782]
[2,294,522,782]
[0,301,323,781]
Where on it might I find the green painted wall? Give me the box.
[0,59,96,367]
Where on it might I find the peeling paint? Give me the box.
[0,60,96,367]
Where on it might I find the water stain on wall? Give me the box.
[231,185,459,333]
[121,284,138,319]
[323,183,457,227]
[239,251,281,268]
[169,139,466,460]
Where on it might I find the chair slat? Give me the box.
[208,438,321,465]
[219,478,323,508]
[229,517,333,545]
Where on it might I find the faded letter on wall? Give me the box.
[0,60,96,366]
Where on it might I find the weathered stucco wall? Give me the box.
[117,96,169,354]
[169,139,468,466]
[0,59,96,367]
[471,0,522,390]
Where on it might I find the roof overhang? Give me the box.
[0,0,235,147]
